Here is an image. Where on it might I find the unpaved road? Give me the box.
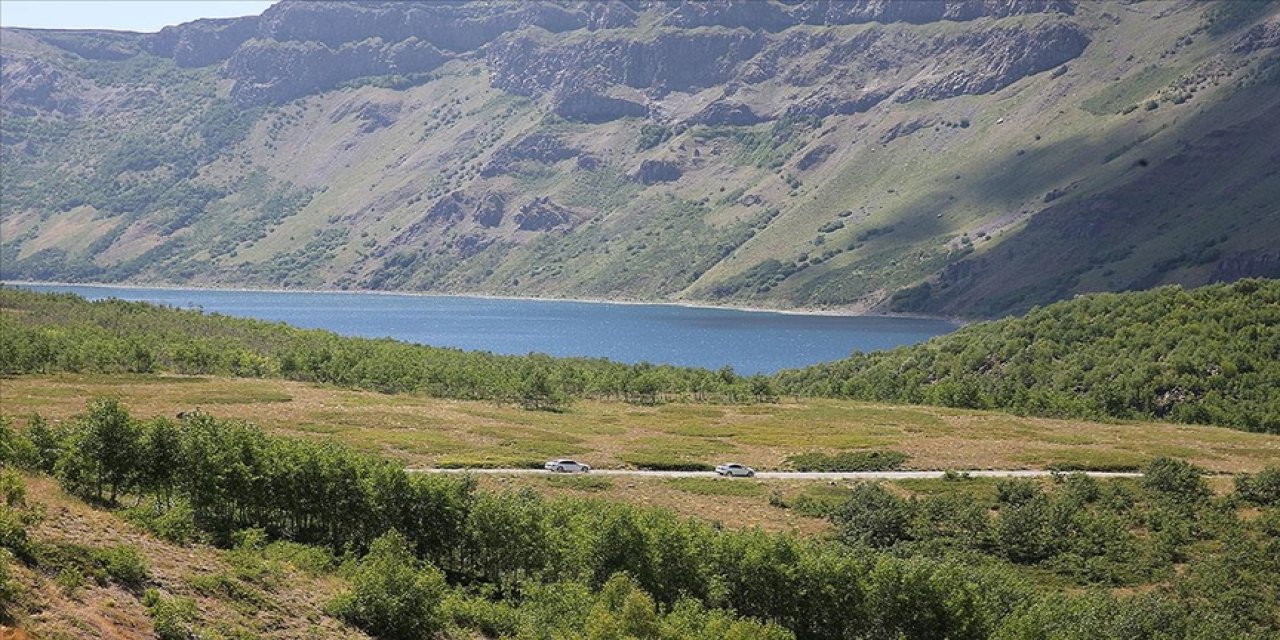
[409,468,1145,480]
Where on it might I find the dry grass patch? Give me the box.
[3,374,1278,474]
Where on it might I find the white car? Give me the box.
[715,463,756,477]
[545,459,591,473]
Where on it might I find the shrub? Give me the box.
[443,592,521,638]
[831,483,914,548]
[1234,466,1280,506]
[1141,458,1209,503]
[0,549,22,623]
[993,498,1055,563]
[99,544,149,589]
[124,503,199,545]
[996,479,1043,507]
[619,456,714,472]
[786,450,908,472]
[143,588,198,640]
[545,475,614,492]
[330,530,447,640]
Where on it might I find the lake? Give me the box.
[13,284,957,373]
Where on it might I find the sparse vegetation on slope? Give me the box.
[778,280,1280,433]
[3,1,1278,317]
[3,403,1279,639]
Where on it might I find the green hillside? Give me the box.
[2,1,1279,318]
[778,279,1280,433]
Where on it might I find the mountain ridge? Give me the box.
[2,0,1278,318]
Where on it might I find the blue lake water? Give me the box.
[14,284,957,374]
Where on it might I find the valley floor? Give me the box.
[3,373,1274,533]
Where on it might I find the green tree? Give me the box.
[330,530,447,640]
[56,398,141,503]
[831,483,914,548]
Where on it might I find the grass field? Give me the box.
[4,374,1277,477]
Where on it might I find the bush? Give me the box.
[443,592,521,638]
[124,503,199,545]
[330,530,447,640]
[1141,458,1209,503]
[99,544,149,589]
[0,549,22,623]
[619,456,714,472]
[143,588,198,640]
[1235,466,1280,506]
[786,450,908,472]
[996,478,1043,507]
[830,483,914,548]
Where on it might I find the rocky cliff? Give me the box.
[2,0,1278,317]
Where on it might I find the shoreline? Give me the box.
[2,279,968,325]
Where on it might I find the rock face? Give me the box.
[635,160,683,184]
[550,85,647,123]
[224,37,446,105]
[688,100,767,126]
[6,0,1275,318]
[472,192,507,228]
[894,23,1089,101]
[482,133,582,177]
[514,197,577,231]
[0,56,83,115]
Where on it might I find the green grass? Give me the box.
[544,475,614,492]
[664,477,765,497]
[1081,66,1181,115]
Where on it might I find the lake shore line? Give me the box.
[2,279,968,325]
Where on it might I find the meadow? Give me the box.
[4,373,1276,476]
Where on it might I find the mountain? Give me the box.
[2,0,1278,318]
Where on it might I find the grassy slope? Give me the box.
[3,475,361,639]
[3,374,1276,475]
[777,280,1280,433]
[2,2,1278,317]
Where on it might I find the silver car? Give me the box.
[545,459,591,473]
[715,462,755,477]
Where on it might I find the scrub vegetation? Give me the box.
[3,404,1278,638]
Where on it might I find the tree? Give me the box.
[831,482,914,548]
[330,530,447,640]
[1141,457,1209,503]
[57,398,141,503]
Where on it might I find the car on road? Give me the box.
[715,462,755,477]
[545,459,591,473]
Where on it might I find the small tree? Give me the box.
[330,530,447,640]
[1141,457,1209,503]
[1234,466,1280,506]
[831,483,914,548]
[57,399,142,504]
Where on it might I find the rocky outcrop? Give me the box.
[880,116,937,144]
[330,97,401,132]
[784,87,893,119]
[482,133,581,177]
[486,30,767,98]
[1233,18,1280,54]
[0,56,83,115]
[795,0,1074,26]
[147,16,260,67]
[1211,250,1280,282]
[667,0,1073,30]
[687,100,767,126]
[224,36,446,105]
[634,159,682,184]
[895,23,1088,101]
[472,192,507,228]
[423,191,473,225]
[514,197,577,231]
[796,144,835,171]
[551,85,647,123]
